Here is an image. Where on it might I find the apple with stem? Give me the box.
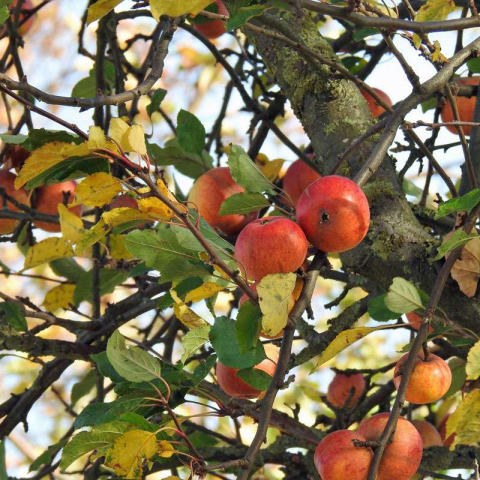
[33,181,83,232]
[393,351,452,404]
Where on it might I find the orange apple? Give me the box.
[0,170,29,234]
[327,373,366,408]
[360,87,392,118]
[193,0,228,39]
[411,420,443,448]
[405,312,434,333]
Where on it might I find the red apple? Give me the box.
[235,216,308,281]
[327,373,366,409]
[33,181,83,233]
[193,0,228,39]
[393,351,452,404]
[2,145,30,172]
[0,170,29,234]
[440,77,480,136]
[10,0,36,36]
[357,413,423,480]
[282,157,321,207]
[239,278,304,339]
[109,194,138,209]
[314,430,373,480]
[296,176,370,253]
[411,420,443,448]
[360,87,392,118]
[188,167,256,236]
[406,312,434,333]
[216,345,279,399]
[438,414,456,447]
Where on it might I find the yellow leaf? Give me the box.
[257,273,296,337]
[415,0,455,22]
[108,234,134,260]
[199,251,230,279]
[23,238,74,271]
[123,125,146,155]
[157,440,176,458]
[102,208,154,228]
[259,158,285,182]
[171,290,209,329]
[446,390,480,450]
[58,204,85,243]
[184,282,225,303]
[75,219,110,256]
[105,430,157,479]
[15,142,92,189]
[150,0,214,20]
[110,118,130,146]
[87,0,124,24]
[466,339,480,380]
[312,326,390,371]
[137,197,174,221]
[70,172,123,208]
[43,284,76,311]
[88,126,107,149]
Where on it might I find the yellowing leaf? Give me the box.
[446,390,480,450]
[58,204,85,243]
[102,208,154,228]
[105,430,157,479]
[108,234,134,260]
[157,440,176,458]
[87,0,124,24]
[184,282,224,303]
[88,126,107,149]
[110,118,130,145]
[449,235,480,297]
[415,0,455,22]
[466,339,480,380]
[15,142,93,189]
[23,238,74,271]
[70,172,123,208]
[259,158,285,182]
[137,197,174,220]
[75,219,110,256]
[257,273,296,337]
[123,125,146,155]
[181,324,211,363]
[312,326,391,371]
[171,290,209,329]
[150,0,213,20]
[43,284,76,312]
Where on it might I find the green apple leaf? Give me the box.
[435,189,480,219]
[434,230,480,261]
[219,192,270,215]
[180,325,211,364]
[177,110,205,156]
[384,277,423,313]
[236,301,262,354]
[237,367,272,390]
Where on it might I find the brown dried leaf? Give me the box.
[448,232,480,297]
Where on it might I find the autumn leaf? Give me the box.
[256,155,285,182]
[466,339,480,380]
[184,282,224,303]
[70,172,123,208]
[104,430,157,479]
[75,219,110,256]
[43,284,76,312]
[157,440,176,458]
[58,204,85,243]
[445,390,480,450]
[415,0,455,22]
[102,208,153,228]
[150,0,214,20]
[23,238,74,271]
[88,126,107,149]
[171,290,209,328]
[137,197,174,220]
[448,234,480,297]
[87,0,124,24]
[109,118,146,155]
[15,142,92,189]
[108,234,134,260]
[257,273,296,337]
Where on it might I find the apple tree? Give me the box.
[0,0,480,479]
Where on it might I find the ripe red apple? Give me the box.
[393,351,452,404]
[0,170,29,234]
[216,345,279,399]
[109,194,138,209]
[282,157,321,207]
[360,87,392,118]
[193,0,228,39]
[235,216,308,281]
[239,278,304,339]
[188,167,256,236]
[357,413,423,480]
[314,430,373,480]
[411,420,443,448]
[440,77,480,136]
[327,373,366,409]
[296,176,370,253]
[438,414,456,447]
[406,312,434,333]
[33,181,83,232]
[10,0,36,36]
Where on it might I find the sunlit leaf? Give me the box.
[184,282,224,304]
[58,204,85,243]
[170,290,209,329]
[384,277,422,313]
[23,238,74,271]
[75,220,110,256]
[180,325,211,363]
[43,284,76,312]
[88,126,107,149]
[70,172,123,208]
[448,233,480,297]
[434,229,480,261]
[219,192,269,215]
[150,0,213,20]
[87,0,125,24]
[466,339,480,380]
[446,390,480,450]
